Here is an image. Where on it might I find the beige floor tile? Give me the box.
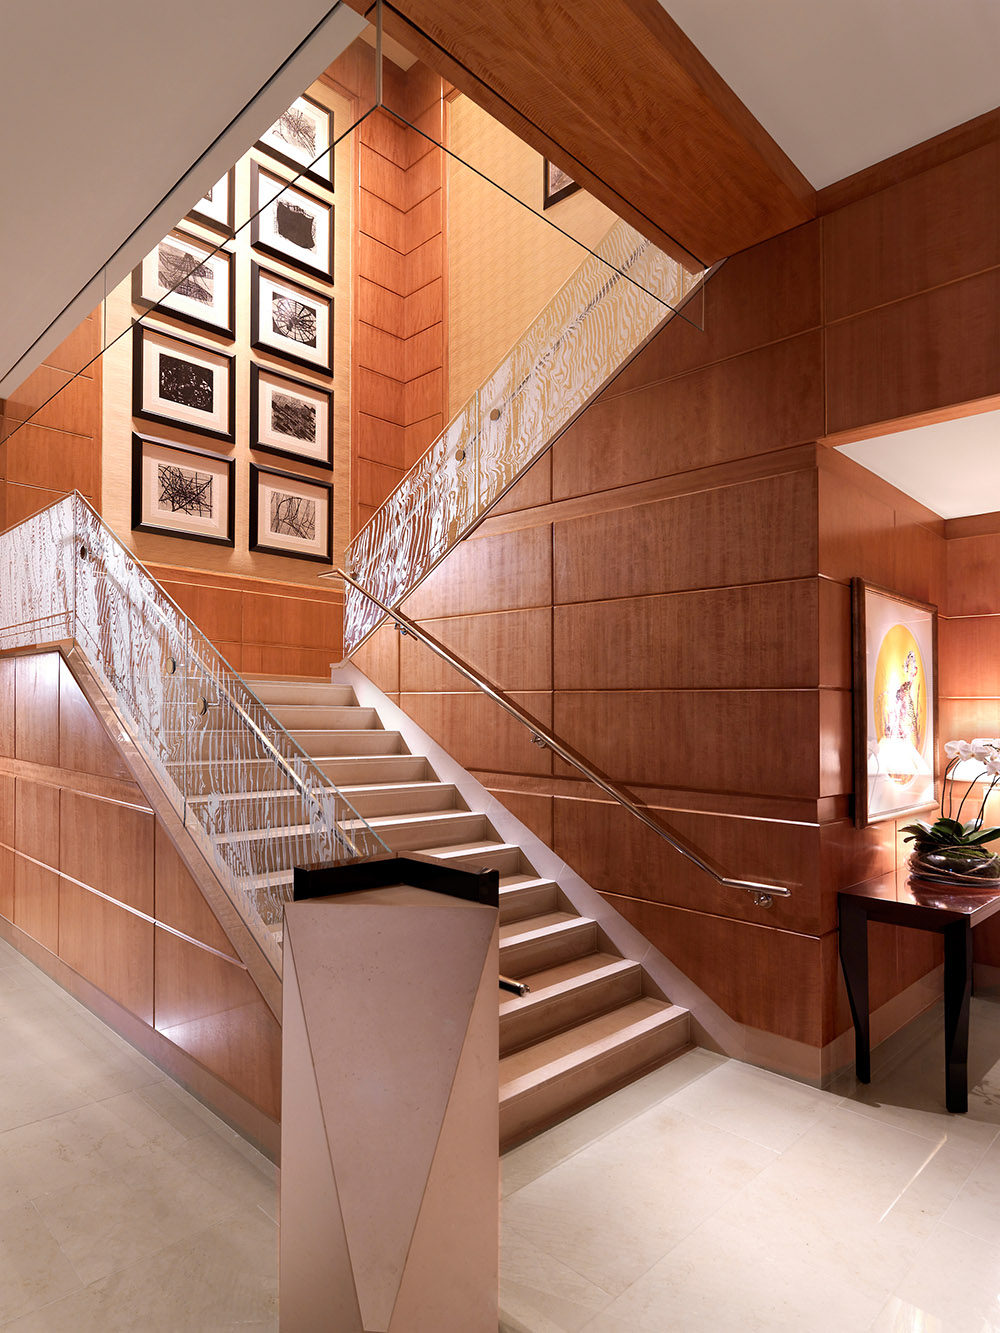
[940,1134,1000,1242]
[0,1200,84,1324]
[131,1078,229,1140]
[500,1223,615,1333]
[501,1049,724,1197]
[870,1222,1000,1332]
[504,1103,775,1297]
[170,1129,277,1215]
[665,1058,844,1151]
[0,1063,92,1135]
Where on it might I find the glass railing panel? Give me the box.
[0,500,76,652]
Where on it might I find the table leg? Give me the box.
[943,919,973,1113]
[839,898,871,1083]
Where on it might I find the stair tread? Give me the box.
[506,952,634,997]
[499,912,592,944]
[499,998,688,1095]
[340,810,484,831]
[499,874,557,891]
[417,840,519,858]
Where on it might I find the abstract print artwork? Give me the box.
[853,579,938,827]
[132,323,235,442]
[133,228,235,338]
[250,162,334,282]
[250,263,332,374]
[187,168,235,236]
[249,463,332,562]
[256,93,334,189]
[132,433,235,545]
[250,363,332,467]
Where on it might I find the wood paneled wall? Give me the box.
[353,130,1000,1071]
[0,650,280,1143]
[0,312,102,531]
[353,63,448,533]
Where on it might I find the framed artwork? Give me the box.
[132,228,235,339]
[186,169,235,237]
[250,363,333,469]
[131,433,234,546]
[249,463,332,563]
[132,323,236,443]
[543,159,580,209]
[853,579,938,828]
[256,93,334,191]
[250,161,334,283]
[250,263,333,375]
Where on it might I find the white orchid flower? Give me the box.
[986,756,1000,776]
[945,739,974,761]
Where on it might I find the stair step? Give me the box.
[499,999,691,1151]
[316,754,431,785]
[292,729,406,757]
[336,781,463,818]
[499,877,559,923]
[340,810,490,852]
[416,841,524,876]
[270,704,381,730]
[250,681,356,706]
[499,956,642,1055]
[500,914,598,977]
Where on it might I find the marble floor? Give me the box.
[500,995,1000,1333]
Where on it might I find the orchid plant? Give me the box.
[902,738,1000,869]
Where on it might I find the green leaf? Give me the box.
[964,826,1000,846]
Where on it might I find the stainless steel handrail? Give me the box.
[336,569,790,908]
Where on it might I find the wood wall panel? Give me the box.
[486,786,553,847]
[59,788,154,915]
[0,659,13,757]
[154,824,237,959]
[403,524,552,618]
[552,330,824,499]
[14,861,60,954]
[3,366,99,436]
[14,653,60,767]
[351,622,400,697]
[940,615,1000,696]
[0,773,13,921]
[58,657,132,782]
[825,269,1000,436]
[58,880,154,1024]
[14,779,60,951]
[3,423,99,497]
[399,607,552,693]
[553,471,817,603]
[946,534,1000,616]
[488,452,552,518]
[554,581,820,691]
[398,690,554,776]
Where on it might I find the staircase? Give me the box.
[248,674,691,1150]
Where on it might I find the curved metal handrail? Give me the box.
[336,569,789,908]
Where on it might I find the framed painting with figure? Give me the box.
[132,324,235,442]
[250,161,334,283]
[249,463,332,563]
[542,159,580,209]
[255,93,334,190]
[131,433,235,546]
[132,228,235,339]
[250,363,333,468]
[853,579,938,827]
[186,169,235,237]
[250,263,333,375]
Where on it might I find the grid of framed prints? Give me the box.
[256,94,334,190]
[250,162,333,283]
[250,363,332,468]
[187,169,236,237]
[132,228,235,339]
[132,433,235,546]
[250,262,333,374]
[249,463,332,563]
[132,323,236,443]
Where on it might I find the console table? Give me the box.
[838,873,1000,1112]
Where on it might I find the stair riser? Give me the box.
[252,684,355,706]
[270,705,380,730]
[316,756,431,784]
[342,785,462,817]
[429,845,524,876]
[375,815,489,853]
[500,923,597,978]
[292,730,404,757]
[499,882,559,924]
[499,1017,692,1151]
[500,967,643,1056]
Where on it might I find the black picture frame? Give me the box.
[255,93,334,192]
[250,160,334,284]
[132,228,235,341]
[187,168,236,237]
[249,462,333,564]
[131,432,235,547]
[132,322,236,444]
[852,578,939,828]
[250,262,333,376]
[250,362,333,469]
[543,159,581,209]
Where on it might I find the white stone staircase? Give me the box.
[248,676,692,1149]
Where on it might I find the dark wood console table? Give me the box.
[839,873,1000,1113]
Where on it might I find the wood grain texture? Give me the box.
[552,470,817,604]
[58,879,154,1024]
[398,690,554,776]
[153,824,237,959]
[357,414,407,469]
[40,313,100,376]
[818,578,853,691]
[399,607,553,693]
[58,657,133,782]
[15,653,60,767]
[946,534,1000,616]
[488,787,553,846]
[551,331,824,499]
[358,458,404,510]
[488,452,552,518]
[14,779,60,951]
[59,788,154,915]
[0,774,13,921]
[3,423,99,496]
[825,269,1000,436]
[3,366,99,435]
[823,141,1000,323]
[402,523,552,618]
[0,659,13,758]
[940,616,1000,700]
[350,621,400,695]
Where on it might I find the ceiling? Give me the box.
[661,0,1000,187]
[836,411,1000,520]
[0,0,364,396]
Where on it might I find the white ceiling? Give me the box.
[661,0,1000,187]
[0,0,364,396]
[836,411,1000,519]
